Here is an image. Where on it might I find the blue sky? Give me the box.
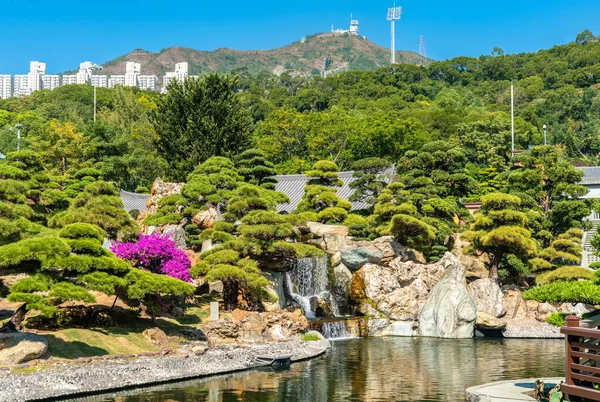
[1,0,599,74]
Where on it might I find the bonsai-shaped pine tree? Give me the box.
[144,157,245,250]
[532,228,584,272]
[296,160,352,224]
[349,157,393,206]
[236,148,277,189]
[192,183,322,309]
[49,180,139,241]
[463,193,537,279]
[5,223,129,320]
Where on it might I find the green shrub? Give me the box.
[318,207,348,224]
[58,223,105,241]
[301,333,321,341]
[536,266,595,285]
[546,312,569,327]
[590,262,600,270]
[523,280,600,304]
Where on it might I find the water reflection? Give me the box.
[68,338,565,402]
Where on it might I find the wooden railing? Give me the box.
[561,315,600,401]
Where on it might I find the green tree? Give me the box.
[463,193,537,279]
[154,74,253,181]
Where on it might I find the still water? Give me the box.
[71,337,565,402]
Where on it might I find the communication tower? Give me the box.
[386,5,403,64]
[419,35,426,58]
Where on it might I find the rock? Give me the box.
[366,318,391,336]
[163,225,187,249]
[261,272,286,312]
[383,321,416,337]
[536,302,558,322]
[350,253,452,321]
[192,207,218,230]
[469,278,505,317]
[502,320,563,338]
[303,330,331,349]
[201,239,214,253]
[142,328,169,345]
[329,251,342,267]
[147,178,184,214]
[306,222,349,237]
[369,236,405,263]
[331,264,353,316]
[452,234,489,278]
[418,253,477,338]
[502,286,525,319]
[405,249,426,264]
[209,281,224,295]
[171,307,184,317]
[266,324,291,341]
[315,298,333,318]
[191,345,208,356]
[476,312,507,330]
[0,333,48,365]
[557,302,599,318]
[341,247,385,271]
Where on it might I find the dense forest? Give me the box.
[2,30,600,320]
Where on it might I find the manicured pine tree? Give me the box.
[463,193,537,279]
[236,148,277,189]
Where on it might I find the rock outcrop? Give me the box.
[341,247,384,271]
[418,253,477,338]
[200,309,308,344]
[146,178,185,215]
[350,253,452,320]
[469,278,505,317]
[476,312,506,330]
[0,333,48,365]
[192,207,218,230]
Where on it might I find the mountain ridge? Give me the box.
[97,33,429,81]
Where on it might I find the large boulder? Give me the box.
[341,247,384,271]
[192,207,219,230]
[261,272,286,312]
[350,253,452,321]
[306,222,349,237]
[347,236,426,265]
[162,225,187,249]
[0,333,48,365]
[468,278,505,317]
[476,312,506,330]
[303,330,331,349]
[305,222,348,251]
[331,264,353,316]
[146,178,185,214]
[418,253,477,338]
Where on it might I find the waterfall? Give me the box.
[321,321,351,340]
[286,256,330,318]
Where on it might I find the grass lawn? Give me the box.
[40,303,212,360]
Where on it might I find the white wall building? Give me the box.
[108,75,126,88]
[14,75,29,97]
[91,75,108,88]
[42,75,60,91]
[76,61,93,84]
[162,62,189,92]
[0,75,12,99]
[27,61,46,94]
[62,75,77,85]
[124,62,141,87]
[138,75,157,91]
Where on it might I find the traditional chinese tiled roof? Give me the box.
[120,190,149,212]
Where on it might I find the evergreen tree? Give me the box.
[236,148,277,189]
[463,193,537,279]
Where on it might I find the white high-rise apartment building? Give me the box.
[162,62,189,92]
[76,61,93,85]
[137,75,157,91]
[14,75,29,97]
[62,75,77,85]
[42,75,60,91]
[91,75,108,88]
[0,75,12,99]
[108,75,126,88]
[27,61,46,93]
[124,62,141,87]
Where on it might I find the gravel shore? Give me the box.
[0,340,326,402]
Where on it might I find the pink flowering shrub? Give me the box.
[111,233,191,282]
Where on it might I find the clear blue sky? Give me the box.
[1,0,599,74]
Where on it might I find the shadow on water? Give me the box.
[63,337,565,402]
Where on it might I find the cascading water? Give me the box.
[321,320,351,339]
[286,256,332,318]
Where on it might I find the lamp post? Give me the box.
[543,124,547,146]
[90,64,103,121]
[14,124,23,151]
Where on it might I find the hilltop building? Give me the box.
[124,62,141,87]
[108,75,126,88]
[27,61,46,94]
[138,75,157,91]
[62,75,77,85]
[13,75,29,97]
[332,16,360,36]
[163,62,189,92]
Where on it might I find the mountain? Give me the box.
[99,33,429,81]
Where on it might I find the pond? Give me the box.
[68,337,565,402]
